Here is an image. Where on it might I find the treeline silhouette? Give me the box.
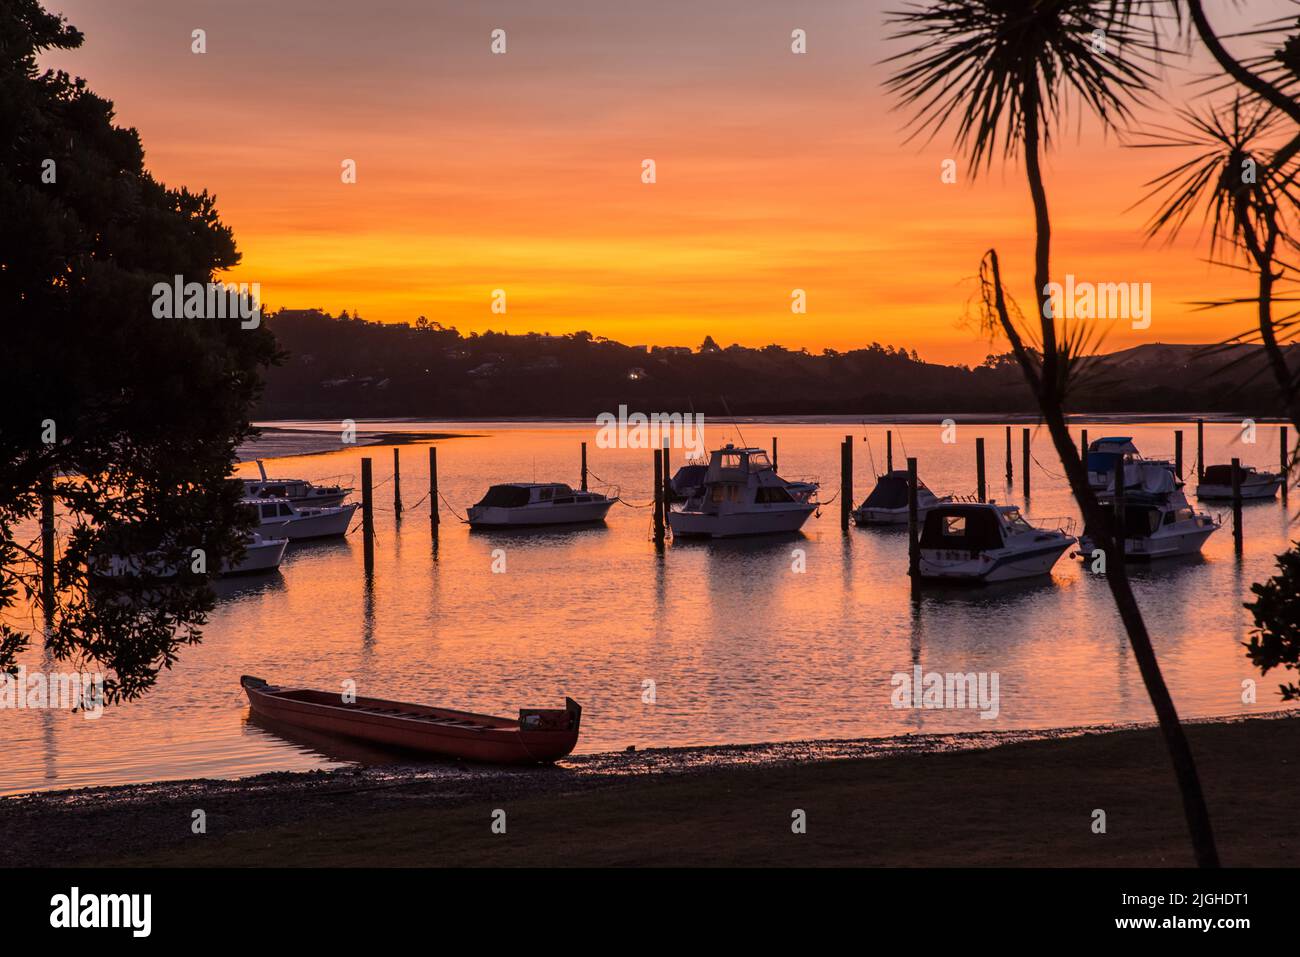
[256,309,1287,418]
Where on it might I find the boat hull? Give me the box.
[920,539,1074,583]
[1197,479,1281,501]
[1079,525,1216,560]
[241,677,581,764]
[853,503,943,526]
[668,504,816,538]
[468,499,614,528]
[263,503,358,540]
[222,537,288,575]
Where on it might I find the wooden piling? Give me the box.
[1022,428,1031,499]
[907,457,920,580]
[1081,428,1088,461]
[1113,458,1125,570]
[581,442,588,492]
[1196,419,1204,482]
[361,457,374,572]
[772,436,778,473]
[1175,430,1184,481]
[653,448,665,546]
[976,437,986,502]
[886,431,893,473]
[393,447,402,515]
[40,470,55,634]
[1281,426,1289,506]
[1232,457,1243,555]
[428,446,439,529]
[1005,426,1013,484]
[842,435,853,530]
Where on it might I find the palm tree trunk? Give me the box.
[1016,91,1222,867]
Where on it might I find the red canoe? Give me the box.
[241,675,581,765]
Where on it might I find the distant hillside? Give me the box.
[253,309,1290,418]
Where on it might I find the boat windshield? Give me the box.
[748,452,772,472]
[1001,508,1034,533]
[474,485,532,508]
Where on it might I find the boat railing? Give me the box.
[1031,516,1077,537]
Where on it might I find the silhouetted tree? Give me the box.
[1,1,278,701]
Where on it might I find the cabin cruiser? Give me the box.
[242,460,352,508]
[852,470,952,526]
[1197,463,1284,501]
[1084,437,1178,493]
[91,530,288,578]
[918,503,1075,582]
[467,483,615,528]
[1077,490,1220,560]
[244,497,359,540]
[667,445,818,538]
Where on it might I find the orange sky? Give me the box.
[40,0,1287,364]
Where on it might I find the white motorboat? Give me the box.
[1197,463,1284,501]
[918,503,1075,583]
[1078,489,1220,560]
[467,483,615,528]
[852,469,952,526]
[242,460,352,508]
[244,497,359,540]
[667,445,818,539]
[1084,436,1178,493]
[222,532,289,575]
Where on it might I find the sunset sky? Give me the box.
[40,0,1291,364]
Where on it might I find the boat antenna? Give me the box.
[720,396,749,450]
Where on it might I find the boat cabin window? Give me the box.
[748,452,772,472]
[710,484,741,503]
[720,452,745,470]
[755,486,793,504]
[943,515,967,535]
[539,487,554,501]
[1001,508,1033,534]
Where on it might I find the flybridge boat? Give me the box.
[244,497,359,540]
[1197,463,1284,501]
[667,444,818,538]
[1080,456,1220,560]
[852,470,952,526]
[918,503,1076,583]
[1085,437,1178,493]
[1078,490,1220,560]
[241,676,582,764]
[467,483,615,528]
[242,460,352,508]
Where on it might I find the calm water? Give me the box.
[3,418,1295,796]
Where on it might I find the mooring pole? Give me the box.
[581,441,588,492]
[1281,426,1289,506]
[886,431,893,473]
[393,447,402,516]
[361,457,374,573]
[1196,419,1205,482]
[653,448,665,547]
[841,435,853,530]
[1232,457,1243,555]
[1021,428,1031,499]
[1113,458,1126,570]
[1081,428,1089,461]
[40,470,55,636]
[907,457,920,580]
[772,436,778,473]
[976,437,986,503]
[1175,430,1184,481]
[429,446,439,529]
[1005,426,1013,484]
